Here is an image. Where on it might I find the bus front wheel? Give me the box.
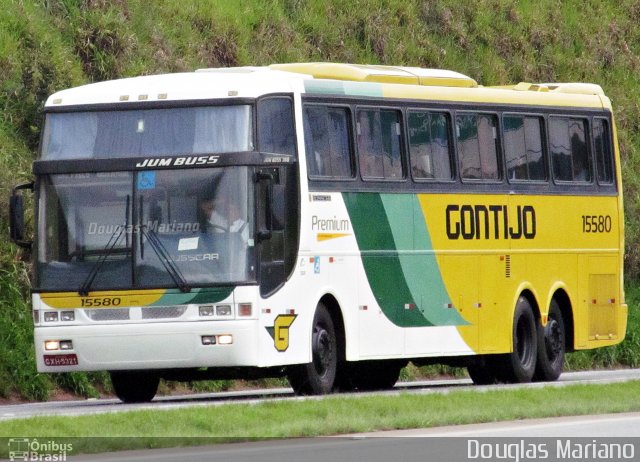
[496,296,538,383]
[339,360,404,391]
[287,303,337,395]
[110,371,159,403]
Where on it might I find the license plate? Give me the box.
[44,354,78,366]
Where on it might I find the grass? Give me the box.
[1,0,640,400]
[1,380,640,456]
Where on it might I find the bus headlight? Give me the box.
[201,335,216,345]
[215,305,232,316]
[44,312,59,322]
[44,340,73,351]
[44,340,60,351]
[61,311,75,322]
[199,305,214,317]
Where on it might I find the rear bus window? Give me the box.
[594,118,614,184]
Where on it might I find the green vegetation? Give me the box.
[1,0,640,400]
[2,381,640,456]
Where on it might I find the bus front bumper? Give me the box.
[34,320,259,373]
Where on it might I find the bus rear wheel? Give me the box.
[467,356,499,385]
[533,300,565,381]
[496,296,537,383]
[110,371,159,403]
[287,303,337,395]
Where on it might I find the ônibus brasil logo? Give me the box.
[8,438,73,461]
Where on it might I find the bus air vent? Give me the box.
[85,309,130,322]
[141,305,187,319]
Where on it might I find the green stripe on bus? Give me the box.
[343,82,383,97]
[380,194,468,326]
[155,287,234,306]
[304,80,346,95]
[343,192,432,327]
[304,80,383,97]
[343,192,467,327]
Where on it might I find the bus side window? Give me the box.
[303,105,353,178]
[550,116,591,183]
[357,108,403,180]
[504,115,545,182]
[408,110,453,180]
[456,113,500,181]
[594,118,614,184]
[257,97,295,156]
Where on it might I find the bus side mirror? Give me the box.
[255,171,274,242]
[10,182,34,249]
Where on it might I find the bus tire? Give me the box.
[496,296,537,383]
[467,356,498,385]
[533,300,565,381]
[287,303,337,395]
[349,360,404,391]
[110,371,159,403]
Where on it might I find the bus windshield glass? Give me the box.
[37,167,256,291]
[40,105,253,159]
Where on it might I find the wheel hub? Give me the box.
[516,317,533,363]
[313,328,333,375]
[544,319,563,359]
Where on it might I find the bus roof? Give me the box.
[45,63,609,111]
[269,62,479,87]
[45,68,310,107]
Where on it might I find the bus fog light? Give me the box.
[215,304,232,316]
[44,340,60,351]
[59,340,73,350]
[238,303,252,317]
[217,334,233,345]
[61,311,75,322]
[44,312,59,322]
[199,305,214,317]
[201,335,216,345]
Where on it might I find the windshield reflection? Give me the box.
[37,168,255,291]
[41,105,253,160]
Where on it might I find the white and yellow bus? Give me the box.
[10,63,627,402]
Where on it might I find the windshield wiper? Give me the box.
[79,195,130,296]
[140,227,191,293]
[139,196,191,293]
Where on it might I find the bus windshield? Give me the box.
[36,167,256,291]
[40,105,254,160]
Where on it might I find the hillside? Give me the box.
[1,0,640,400]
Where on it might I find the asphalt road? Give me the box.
[4,370,639,462]
[1,368,639,422]
[65,413,640,462]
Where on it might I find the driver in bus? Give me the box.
[198,196,249,241]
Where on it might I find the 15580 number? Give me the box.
[80,297,122,307]
[581,215,612,233]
